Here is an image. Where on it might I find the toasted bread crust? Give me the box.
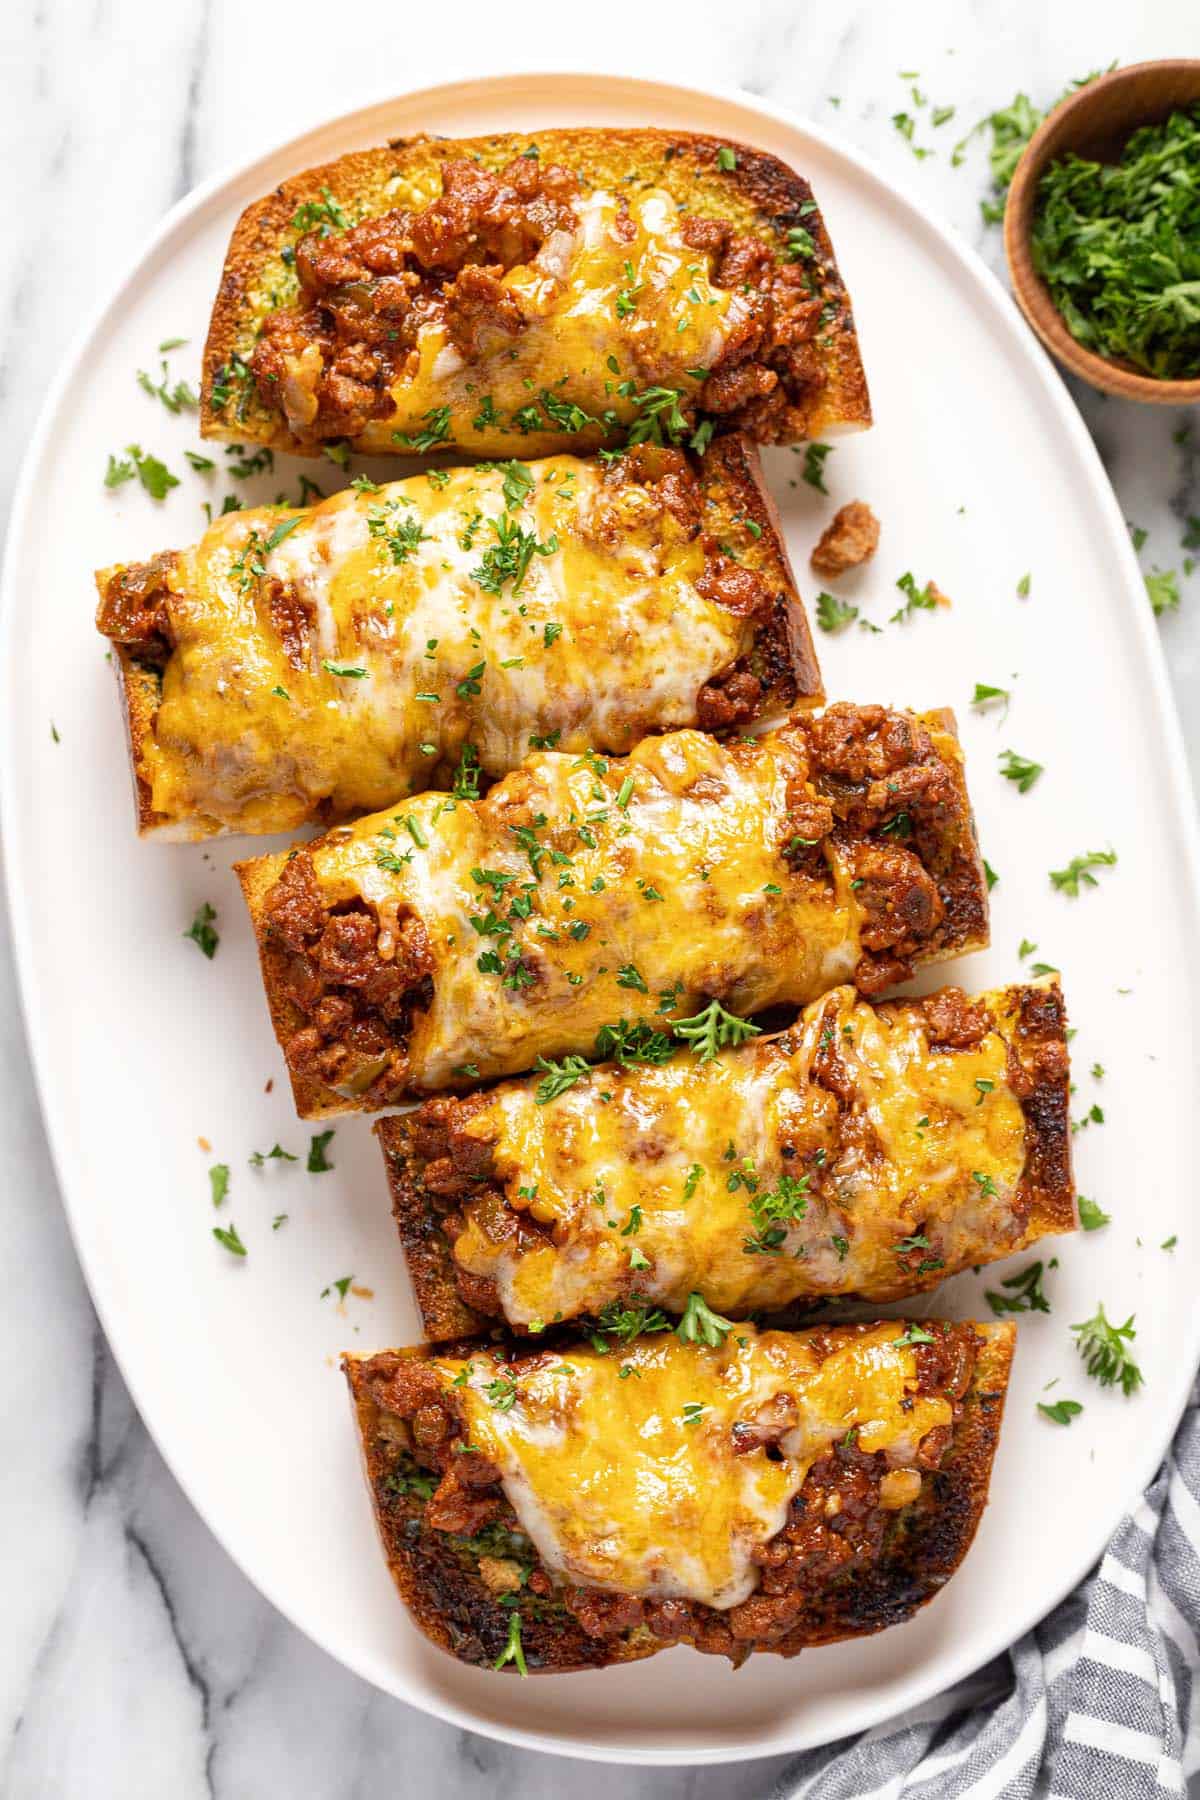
[97,436,821,841]
[202,128,870,456]
[342,1322,1015,1672]
[378,980,1074,1342]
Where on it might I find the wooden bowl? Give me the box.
[1004,60,1200,403]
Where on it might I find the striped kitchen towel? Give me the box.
[769,1385,1200,1799]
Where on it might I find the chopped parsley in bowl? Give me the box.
[1030,106,1200,382]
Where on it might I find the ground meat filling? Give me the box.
[915,987,990,1052]
[695,661,769,733]
[247,158,837,443]
[95,553,179,668]
[363,1322,977,1660]
[809,500,880,579]
[398,1102,559,1325]
[250,158,583,440]
[681,213,835,437]
[786,704,974,993]
[262,848,433,1102]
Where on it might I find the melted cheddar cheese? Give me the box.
[450,986,1031,1323]
[436,1326,950,1608]
[135,457,767,835]
[346,191,739,458]
[305,724,871,1089]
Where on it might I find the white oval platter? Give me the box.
[3,71,1199,1765]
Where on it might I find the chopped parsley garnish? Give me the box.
[676,1292,734,1347]
[716,146,738,171]
[802,443,832,493]
[744,1171,811,1255]
[625,384,689,446]
[972,682,1010,712]
[1030,106,1200,380]
[890,571,939,624]
[672,998,761,1062]
[104,443,179,500]
[1038,1398,1083,1425]
[264,515,303,552]
[1077,1196,1111,1231]
[307,1130,335,1173]
[367,502,427,564]
[473,395,500,432]
[321,1275,354,1300]
[394,406,452,452]
[493,1608,528,1676]
[212,1223,246,1257]
[322,660,368,679]
[998,749,1043,793]
[616,963,648,992]
[967,74,1107,222]
[681,1402,706,1425]
[590,1295,671,1351]
[896,1324,935,1346]
[137,359,198,415]
[1146,568,1181,616]
[208,351,254,417]
[985,1259,1050,1316]
[683,1164,703,1200]
[595,1019,674,1066]
[184,901,218,959]
[1049,848,1117,896]
[533,1055,592,1104]
[291,185,349,235]
[250,1143,297,1168]
[616,260,643,318]
[225,444,274,480]
[209,1163,230,1208]
[485,1375,519,1412]
[1071,1303,1143,1395]
[538,389,593,433]
[816,590,858,633]
[984,859,999,890]
[472,513,558,595]
[892,112,933,159]
[500,460,535,508]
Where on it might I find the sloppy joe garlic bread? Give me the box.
[344,1320,1016,1673]
[380,980,1074,1342]
[95,435,818,839]
[202,128,870,460]
[237,705,989,1116]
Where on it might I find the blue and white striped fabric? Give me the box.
[769,1387,1200,1798]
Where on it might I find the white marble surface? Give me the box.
[1,1,1196,1793]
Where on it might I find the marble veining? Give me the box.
[0,0,1195,1793]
